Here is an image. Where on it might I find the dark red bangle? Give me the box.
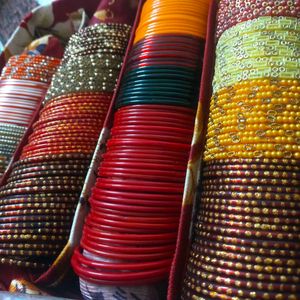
[91,186,183,202]
[90,209,179,225]
[87,213,179,231]
[89,198,181,214]
[194,237,299,260]
[82,227,177,246]
[196,223,300,241]
[90,193,181,208]
[196,229,300,251]
[199,209,300,225]
[99,160,187,171]
[83,224,178,242]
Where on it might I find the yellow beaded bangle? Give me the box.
[210,109,300,119]
[206,134,299,145]
[210,103,299,114]
[208,115,299,126]
[206,130,300,141]
[206,123,300,135]
[206,141,299,151]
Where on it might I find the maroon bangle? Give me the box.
[216,0,300,39]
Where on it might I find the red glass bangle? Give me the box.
[72,254,169,284]
[74,247,172,271]
[82,227,177,246]
[88,212,179,231]
[92,186,182,201]
[89,198,181,213]
[81,236,175,255]
[90,210,179,225]
[83,224,178,242]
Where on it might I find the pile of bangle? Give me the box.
[205,78,300,161]
[71,0,209,299]
[181,2,300,300]
[0,23,131,270]
[45,23,131,103]
[0,55,60,178]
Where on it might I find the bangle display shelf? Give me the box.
[167,1,217,299]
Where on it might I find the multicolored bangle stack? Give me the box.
[0,23,131,270]
[0,54,60,178]
[71,0,209,299]
[181,2,300,300]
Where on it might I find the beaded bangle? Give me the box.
[213,17,300,92]
[219,16,300,42]
[217,0,300,39]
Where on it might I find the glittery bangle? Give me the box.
[194,237,299,260]
[198,215,300,232]
[0,248,61,258]
[199,201,300,218]
[216,0,300,39]
[213,17,300,92]
[186,259,299,293]
[0,257,49,269]
[201,192,300,205]
[0,194,78,206]
[185,265,299,297]
[196,229,300,251]
[219,17,300,43]
[0,240,65,250]
[200,196,300,211]
[44,23,130,103]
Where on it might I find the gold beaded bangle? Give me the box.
[206,123,300,135]
[204,150,300,160]
[206,130,300,142]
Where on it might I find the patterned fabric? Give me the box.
[9,279,49,296]
[0,0,102,71]
[90,0,139,25]
[25,35,65,58]
[0,0,38,44]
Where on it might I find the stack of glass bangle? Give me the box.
[71,0,209,299]
[181,1,300,299]
[0,54,60,178]
[0,23,131,270]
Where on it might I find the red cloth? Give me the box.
[89,0,138,25]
